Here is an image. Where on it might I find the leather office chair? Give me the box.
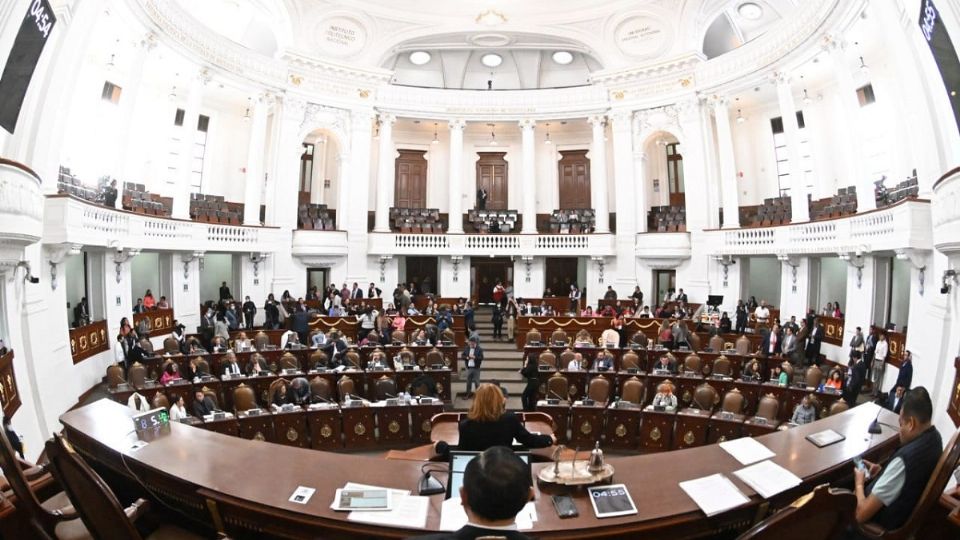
[390,330,406,345]
[735,335,751,356]
[0,426,88,539]
[337,376,356,402]
[587,376,611,404]
[150,393,169,410]
[254,331,270,350]
[547,373,570,401]
[683,353,702,374]
[191,357,211,377]
[574,329,592,344]
[526,329,542,345]
[737,483,856,540]
[441,328,455,343]
[345,350,361,369]
[709,335,724,352]
[782,362,795,383]
[106,364,125,389]
[620,376,644,404]
[559,349,576,368]
[128,362,147,387]
[712,356,732,378]
[424,347,444,368]
[232,384,258,412]
[162,337,179,354]
[719,388,746,414]
[138,338,154,356]
[279,352,300,371]
[857,429,960,540]
[630,331,648,347]
[828,401,849,416]
[687,332,701,352]
[600,329,619,348]
[43,433,204,540]
[309,377,333,402]
[753,394,781,423]
[199,386,219,408]
[621,351,640,371]
[551,329,568,345]
[365,331,380,344]
[374,376,397,401]
[310,350,329,369]
[397,347,415,367]
[268,379,287,405]
[805,365,824,388]
[691,383,719,411]
[538,350,557,370]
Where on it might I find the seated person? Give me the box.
[790,394,816,425]
[168,394,189,421]
[209,336,227,353]
[272,381,292,407]
[592,351,613,371]
[368,352,389,370]
[311,330,328,348]
[159,363,182,385]
[358,331,378,347]
[280,329,301,349]
[457,384,555,451]
[719,312,732,333]
[885,385,905,414]
[233,332,252,352]
[573,333,594,348]
[769,364,788,386]
[636,305,652,318]
[567,353,583,371]
[741,359,762,381]
[824,369,844,391]
[410,329,430,346]
[187,357,211,380]
[651,384,678,410]
[245,354,272,376]
[287,377,311,405]
[187,338,206,355]
[192,390,218,417]
[411,446,535,540]
[221,352,243,377]
[652,354,677,374]
[852,387,942,531]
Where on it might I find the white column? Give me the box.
[310,136,327,205]
[243,94,269,225]
[774,72,810,222]
[519,119,537,234]
[172,70,209,219]
[824,37,873,211]
[634,149,649,233]
[115,33,156,182]
[346,109,374,282]
[447,119,466,234]
[373,113,396,232]
[588,115,610,233]
[610,111,635,236]
[712,96,741,228]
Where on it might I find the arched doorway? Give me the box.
[299,129,342,229]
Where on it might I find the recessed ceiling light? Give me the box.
[552,51,573,65]
[481,53,503,67]
[409,51,431,65]
[738,2,763,20]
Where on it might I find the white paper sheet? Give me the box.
[347,494,430,528]
[719,437,776,465]
[678,473,750,517]
[440,498,536,531]
[733,460,803,499]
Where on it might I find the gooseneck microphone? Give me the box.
[868,406,883,435]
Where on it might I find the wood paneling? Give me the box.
[0,350,21,418]
[471,257,513,304]
[949,357,960,427]
[558,150,591,209]
[133,308,175,337]
[476,152,508,210]
[544,257,578,299]
[394,149,428,208]
[69,320,110,364]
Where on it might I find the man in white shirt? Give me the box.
[872,333,889,395]
[567,353,582,371]
[754,300,770,325]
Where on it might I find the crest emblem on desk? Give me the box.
[421,420,432,433]
[650,427,661,441]
[683,431,695,445]
[254,431,265,441]
[580,421,593,435]
[320,424,333,438]
[388,421,401,434]
[615,424,627,438]
[354,423,366,436]
[286,428,298,442]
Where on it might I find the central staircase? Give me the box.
[452,306,526,411]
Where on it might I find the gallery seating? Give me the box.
[190,193,244,224]
[875,173,919,208]
[56,166,103,203]
[297,202,336,230]
[647,205,686,232]
[123,182,172,216]
[390,207,444,233]
[467,208,518,233]
[808,186,857,221]
[548,208,595,234]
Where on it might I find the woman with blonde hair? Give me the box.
[457,384,555,451]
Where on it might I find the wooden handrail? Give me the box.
[0,157,42,183]
[932,166,960,191]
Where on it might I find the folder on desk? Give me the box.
[679,474,750,517]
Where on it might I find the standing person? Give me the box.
[242,296,257,329]
[568,284,580,313]
[219,281,232,301]
[102,179,118,208]
[804,318,823,366]
[735,301,748,334]
[630,286,643,307]
[264,294,279,330]
[476,186,488,210]
[463,301,475,333]
[73,297,90,327]
[462,337,484,398]
[505,297,518,342]
[849,326,865,361]
[367,282,381,298]
[492,281,505,306]
[844,352,868,407]
[872,332,889,396]
[491,305,504,341]
[895,350,913,391]
[520,354,539,412]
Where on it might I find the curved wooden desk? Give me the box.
[60,399,899,539]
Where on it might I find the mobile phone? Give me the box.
[552,494,578,518]
[853,456,864,470]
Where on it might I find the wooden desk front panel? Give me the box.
[410,403,444,444]
[342,406,377,447]
[569,405,605,446]
[238,414,277,443]
[306,408,342,450]
[197,417,239,437]
[604,407,641,449]
[273,410,310,448]
[537,404,570,443]
[376,406,411,443]
[673,409,712,450]
[639,409,676,451]
[708,414,746,444]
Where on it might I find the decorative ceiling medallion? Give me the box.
[475,9,507,27]
[316,16,367,57]
[469,33,512,47]
[614,15,671,58]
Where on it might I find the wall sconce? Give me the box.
[379,255,393,284]
[181,251,205,280]
[838,252,866,289]
[895,248,928,296]
[45,244,82,290]
[15,261,39,284]
[249,252,268,278]
[942,270,957,295]
[451,256,463,283]
[591,256,605,283]
[521,256,534,283]
[714,255,736,288]
[113,248,140,283]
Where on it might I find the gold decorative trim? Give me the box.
[253,431,265,441]
[421,420,432,433]
[650,426,661,441]
[615,423,627,437]
[388,420,401,434]
[286,428,298,442]
[320,425,333,438]
[580,421,593,435]
[683,431,695,445]
[354,422,366,436]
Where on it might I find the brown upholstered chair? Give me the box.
[526,329,542,345]
[43,433,204,540]
[621,351,640,371]
[441,328,456,343]
[712,356,732,378]
[374,375,397,401]
[424,347,444,368]
[199,386,219,408]
[397,347,415,367]
[735,335,751,355]
[128,362,147,387]
[708,334,723,352]
[828,401,849,416]
[190,357,210,377]
[857,428,960,540]
[0,426,88,539]
[690,383,719,411]
[138,338,154,355]
[687,332,701,352]
[151,393,169,410]
[547,372,570,401]
[753,394,781,423]
[163,336,179,354]
[337,376,356,402]
[804,365,823,388]
[309,349,329,369]
[738,483,857,540]
[390,330,406,345]
[587,376,611,404]
[279,352,300,371]
[550,329,568,345]
[559,349,576,369]
[630,331,649,347]
[268,379,287,405]
[683,353,702,374]
[345,350,362,369]
[254,331,270,350]
[309,377,333,402]
[538,350,557,370]
[719,388,746,414]
[106,364,125,389]
[232,384,258,412]
[620,376,644,404]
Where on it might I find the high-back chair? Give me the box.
[712,356,732,378]
[279,352,300,371]
[720,388,746,414]
[309,376,333,402]
[162,337,179,354]
[547,373,570,401]
[138,338,154,356]
[538,350,557,370]
[345,350,362,369]
[337,376,357,402]
[828,401,849,416]
[310,349,329,369]
[709,334,724,352]
[390,330,406,344]
[620,376,644,404]
[754,394,780,422]
[587,376,611,404]
[127,362,147,387]
[735,335,751,356]
[106,364,125,389]
[254,331,270,350]
[630,331,648,347]
[151,393,169,410]
[805,365,824,388]
[550,329,568,345]
[691,383,719,411]
[268,379,287,405]
[559,349,576,368]
[232,384,258,412]
[525,329,542,345]
[687,332,701,352]
[621,351,640,371]
[374,376,398,401]
[683,353,702,374]
[424,347,444,368]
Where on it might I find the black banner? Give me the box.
[0,0,56,134]
[919,0,960,135]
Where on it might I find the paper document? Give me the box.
[440,498,536,531]
[347,494,429,528]
[733,460,802,499]
[719,437,776,465]
[679,473,750,517]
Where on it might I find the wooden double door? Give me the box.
[476,152,508,210]
[558,150,591,209]
[471,258,513,304]
[395,149,427,208]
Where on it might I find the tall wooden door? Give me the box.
[558,150,591,209]
[470,258,513,304]
[395,149,428,208]
[476,152,508,210]
[544,257,579,297]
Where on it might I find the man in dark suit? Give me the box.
[885,385,905,413]
[804,319,823,366]
[192,390,218,417]
[675,288,688,303]
[410,446,533,540]
[219,281,232,301]
[895,350,913,390]
[844,353,868,407]
[476,187,488,210]
[462,337,483,397]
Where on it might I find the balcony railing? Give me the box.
[933,166,960,255]
[708,199,932,256]
[0,158,44,253]
[368,232,615,257]
[44,195,284,252]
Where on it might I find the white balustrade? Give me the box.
[933,167,960,255]
[368,233,613,257]
[0,160,44,263]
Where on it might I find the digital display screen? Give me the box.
[132,407,170,432]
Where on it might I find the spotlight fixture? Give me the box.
[409,51,431,65]
[481,53,503,68]
[487,123,497,145]
[544,122,552,145]
[432,122,439,144]
[737,2,763,20]
[552,51,573,65]
[802,89,813,105]
[736,109,746,124]
[243,98,251,122]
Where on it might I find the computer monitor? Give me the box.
[446,451,530,499]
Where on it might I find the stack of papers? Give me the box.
[733,460,802,499]
[339,483,430,529]
[719,437,775,465]
[439,497,537,531]
[678,474,750,517]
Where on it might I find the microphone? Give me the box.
[384,393,398,399]
[548,390,566,403]
[868,406,883,435]
[434,440,450,459]
[312,394,336,406]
